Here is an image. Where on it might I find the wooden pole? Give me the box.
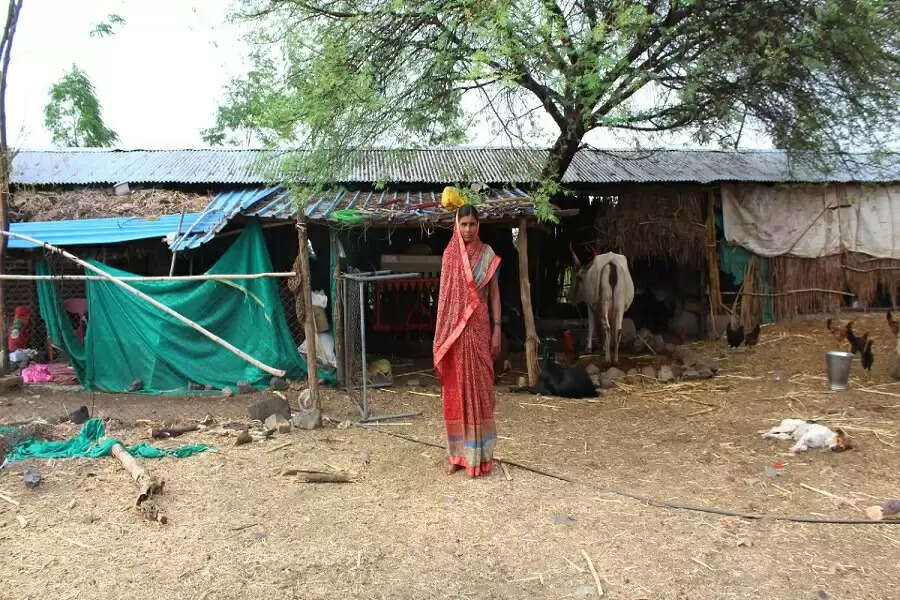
[705,190,723,316]
[0,229,286,377]
[330,230,344,387]
[168,211,185,276]
[517,218,539,386]
[296,219,319,408]
[0,272,296,281]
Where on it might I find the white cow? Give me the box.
[569,247,635,364]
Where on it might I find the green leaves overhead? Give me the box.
[208,0,898,218]
[43,64,118,148]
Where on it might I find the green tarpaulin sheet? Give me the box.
[5,418,211,461]
[36,218,335,394]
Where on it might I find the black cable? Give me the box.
[358,425,899,526]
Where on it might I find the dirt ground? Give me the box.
[1,315,899,600]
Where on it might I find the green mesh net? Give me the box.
[5,418,211,462]
[35,218,335,394]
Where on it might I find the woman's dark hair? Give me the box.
[457,203,479,220]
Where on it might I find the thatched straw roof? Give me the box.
[10,187,211,223]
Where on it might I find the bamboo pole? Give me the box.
[517,218,540,386]
[296,219,319,409]
[0,229,286,377]
[168,210,185,276]
[0,272,296,281]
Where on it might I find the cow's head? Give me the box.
[567,243,590,305]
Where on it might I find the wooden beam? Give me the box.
[517,218,540,386]
[330,230,345,387]
[296,219,319,411]
[706,190,723,316]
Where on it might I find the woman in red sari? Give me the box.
[433,204,502,477]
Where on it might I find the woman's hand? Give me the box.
[491,326,501,358]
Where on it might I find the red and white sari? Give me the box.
[433,218,501,477]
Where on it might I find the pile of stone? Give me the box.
[586,345,719,390]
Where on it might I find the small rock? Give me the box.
[517,376,527,388]
[247,395,291,422]
[574,584,596,598]
[234,430,251,446]
[658,365,675,383]
[552,514,576,525]
[865,505,884,521]
[600,373,613,389]
[640,366,657,381]
[604,367,626,381]
[236,381,255,395]
[292,406,321,430]
[683,369,701,380]
[68,405,89,425]
[818,591,829,600]
[882,499,900,517]
[671,364,684,379]
[128,379,144,393]
[221,387,233,397]
[664,342,677,355]
[250,531,266,542]
[406,378,421,387]
[625,368,639,383]
[696,367,714,379]
[585,363,601,376]
[269,376,287,391]
[652,334,665,352]
[674,347,698,367]
[697,359,720,373]
[23,468,41,489]
[265,413,291,434]
[589,374,601,388]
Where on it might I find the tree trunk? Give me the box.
[0,1,24,372]
[296,219,319,408]
[541,128,583,182]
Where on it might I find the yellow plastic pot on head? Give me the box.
[441,186,467,210]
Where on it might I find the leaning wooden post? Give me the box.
[517,217,540,386]
[705,189,723,316]
[330,230,344,387]
[296,218,319,408]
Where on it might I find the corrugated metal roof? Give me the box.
[11,148,900,186]
[8,212,206,249]
[170,186,542,250]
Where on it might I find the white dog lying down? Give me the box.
[762,419,853,453]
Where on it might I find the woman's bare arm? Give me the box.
[490,273,501,329]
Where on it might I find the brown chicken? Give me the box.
[826,318,853,342]
[744,324,761,348]
[887,311,899,337]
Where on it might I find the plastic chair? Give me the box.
[63,297,89,341]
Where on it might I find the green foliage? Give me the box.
[208,0,899,220]
[90,13,125,38]
[43,65,118,148]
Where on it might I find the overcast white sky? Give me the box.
[4,0,771,151]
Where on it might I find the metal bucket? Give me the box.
[825,351,854,391]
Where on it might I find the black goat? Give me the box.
[513,343,598,399]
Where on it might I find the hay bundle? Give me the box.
[11,188,211,222]
[843,252,900,307]
[592,186,706,267]
[772,255,843,319]
[739,255,767,327]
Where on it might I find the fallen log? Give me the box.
[110,442,165,518]
[150,424,201,439]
